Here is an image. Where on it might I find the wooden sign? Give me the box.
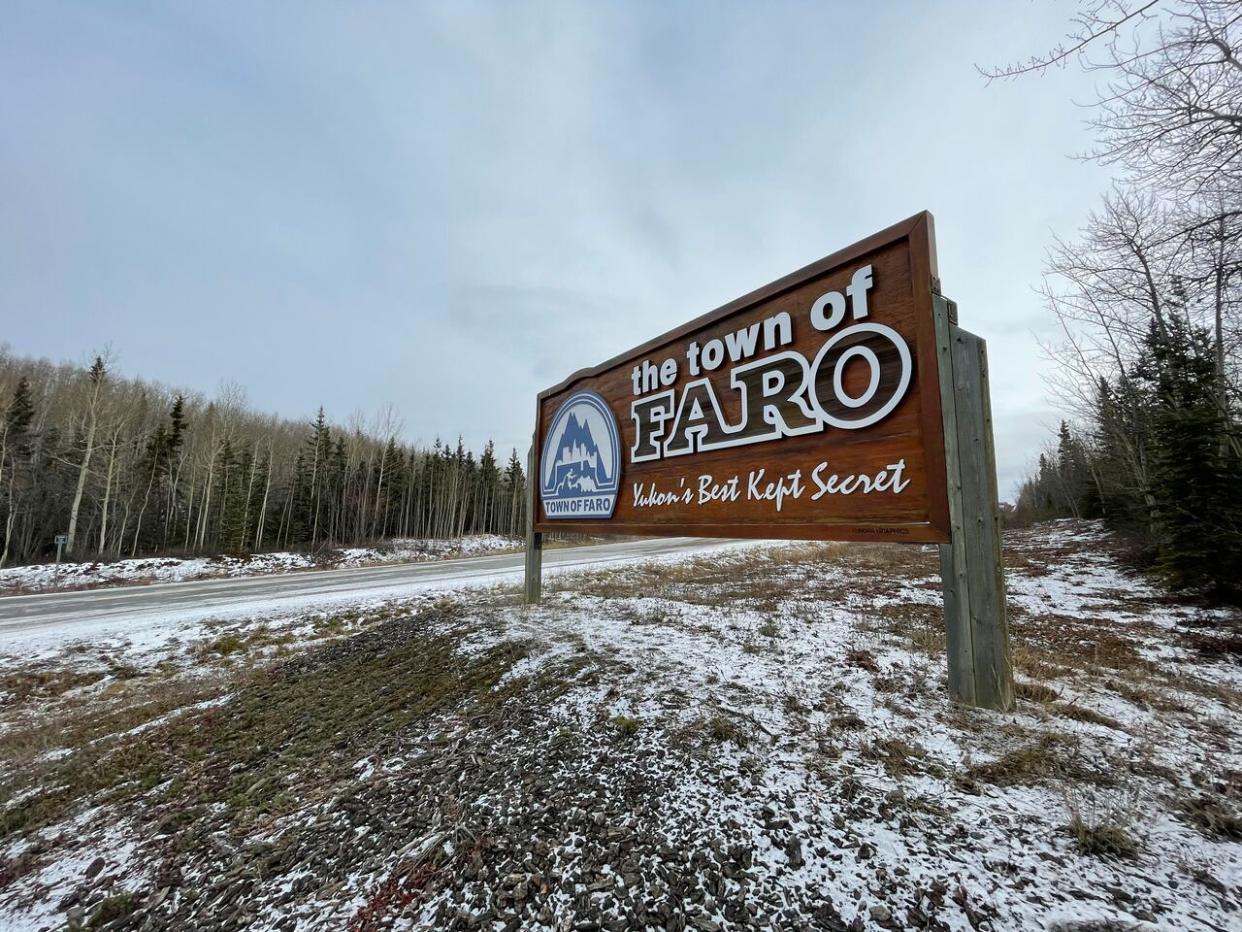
[532,212,949,543]
[526,210,1015,711]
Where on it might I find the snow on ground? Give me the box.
[0,535,522,596]
[0,539,765,667]
[0,520,1239,931]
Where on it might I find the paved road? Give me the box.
[0,537,724,638]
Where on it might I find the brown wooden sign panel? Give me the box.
[533,212,950,543]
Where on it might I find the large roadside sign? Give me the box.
[526,211,1015,711]
[533,212,948,542]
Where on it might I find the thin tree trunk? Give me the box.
[1214,213,1227,410]
[1,470,15,569]
[183,468,197,551]
[98,431,120,555]
[66,381,102,555]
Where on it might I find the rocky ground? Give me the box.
[0,521,1239,931]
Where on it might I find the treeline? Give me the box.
[1001,1,1242,595]
[0,348,527,566]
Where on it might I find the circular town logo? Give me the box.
[540,390,621,520]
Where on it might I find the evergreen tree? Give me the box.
[505,448,525,536]
[215,440,258,554]
[1,378,37,566]
[304,409,330,546]
[1138,317,1242,593]
[5,378,35,454]
[1054,421,1090,518]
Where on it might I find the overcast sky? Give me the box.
[1,1,1112,498]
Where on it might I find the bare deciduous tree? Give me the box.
[983,1,1242,198]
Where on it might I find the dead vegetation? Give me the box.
[957,732,1112,791]
[0,666,109,703]
[0,604,538,841]
[861,735,939,779]
[1067,809,1139,859]
[1180,793,1242,841]
[2,520,1240,929]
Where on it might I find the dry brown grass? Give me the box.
[192,625,301,660]
[755,541,849,565]
[1010,613,1158,675]
[829,712,866,731]
[860,736,941,779]
[957,732,1110,791]
[846,648,879,673]
[1061,782,1143,860]
[564,540,936,616]
[1102,676,1192,714]
[1053,700,1126,730]
[1180,793,1242,840]
[0,675,225,779]
[0,667,108,704]
[1067,809,1138,859]
[1015,679,1061,704]
[907,624,946,655]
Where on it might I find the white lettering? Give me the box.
[724,322,761,362]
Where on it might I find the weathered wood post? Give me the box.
[933,294,1014,711]
[524,439,543,605]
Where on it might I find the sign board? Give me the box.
[54,534,67,545]
[533,212,949,542]
[527,210,1014,711]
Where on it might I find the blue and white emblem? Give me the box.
[540,391,621,520]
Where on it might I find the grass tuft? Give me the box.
[957,733,1107,790]
[707,713,749,748]
[1180,794,1242,840]
[1015,679,1060,704]
[612,714,640,737]
[1067,807,1138,859]
[845,648,879,673]
[88,893,136,928]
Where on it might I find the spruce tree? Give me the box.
[1139,317,1242,594]
[1055,422,1088,518]
[1,378,36,566]
[216,440,249,553]
[504,448,525,537]
[1092,376,1148,530]
[5,378,35,453]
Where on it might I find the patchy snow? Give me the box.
[0,538,767,666]
[416,521,1241,930]
[0,521,1238,930]
[0,535,523,596]
[0,805,146,932]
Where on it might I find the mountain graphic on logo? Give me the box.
[552,411,610,495]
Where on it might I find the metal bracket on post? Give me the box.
[524,440,543,605]
[934,295,1014,711]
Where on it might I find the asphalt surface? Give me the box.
[0,537,721,637]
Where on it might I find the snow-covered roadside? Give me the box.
[0,534,521,596]
[0,538,765,667]
[0,520,1238,931]
[462,522,1240,931]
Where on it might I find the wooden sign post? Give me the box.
[525,442,543,605]
[525,213,1013,711]
[933,296,1013,710]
